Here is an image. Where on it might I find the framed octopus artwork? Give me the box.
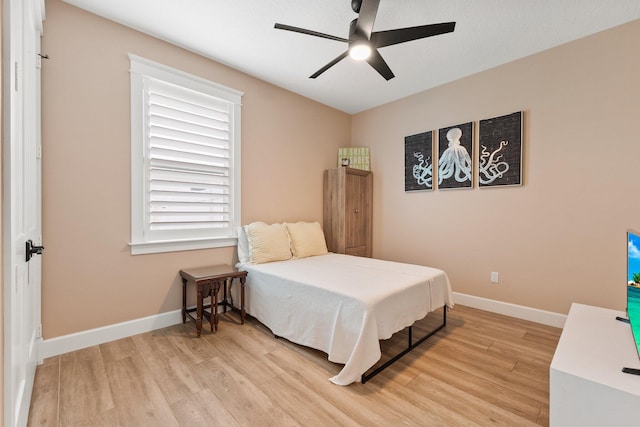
[404,130,434,192]
[478,111,523,187]
[437,122,474,190]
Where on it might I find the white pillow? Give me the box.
[245,222,292,264]
[285,222,328,259]
[236,226,250,265]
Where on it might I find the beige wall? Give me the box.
[40,0,351,338]
[40,0,640,340]
[352,19,640,315]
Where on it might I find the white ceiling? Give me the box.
[61,0,640,114]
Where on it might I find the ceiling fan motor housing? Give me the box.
[349,18,366,41]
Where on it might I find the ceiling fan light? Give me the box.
[349,42,371,60]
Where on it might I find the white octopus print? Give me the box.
[479,140,510,184]
[438,127,472,186]
[412,151,433,188]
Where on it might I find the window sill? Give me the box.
[129,236,237,255]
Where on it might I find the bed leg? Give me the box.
[361,305,447,384]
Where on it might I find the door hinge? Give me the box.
[14,61,18,91]
[36,324,42,338]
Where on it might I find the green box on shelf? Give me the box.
[337,147,370,171]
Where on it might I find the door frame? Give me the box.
[3,0,45,425]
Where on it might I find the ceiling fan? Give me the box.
[274,0,456,81]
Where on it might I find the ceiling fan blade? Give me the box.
[366,49,394,81]
[355,0,380,38]
[371,22,456,48]
[274,23,349,43]
[310,51,349,79]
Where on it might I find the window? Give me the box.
[129,54,242,255]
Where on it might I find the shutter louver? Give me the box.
[145,79,233,236]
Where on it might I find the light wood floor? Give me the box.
[28,305,561,426]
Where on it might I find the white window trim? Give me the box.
[128,54,243,255]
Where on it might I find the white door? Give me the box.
[3,0,45,426]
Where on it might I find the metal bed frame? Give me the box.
[360,306,447,384]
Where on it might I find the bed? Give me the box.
[236,221,453,385]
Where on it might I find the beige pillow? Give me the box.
[285,222,328,258]
[245,222,292,264]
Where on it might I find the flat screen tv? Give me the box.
[627,229,640,364]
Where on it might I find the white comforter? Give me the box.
[240,253,453,385]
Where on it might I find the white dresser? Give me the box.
[550,303,640,426]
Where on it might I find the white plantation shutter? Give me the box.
[145,79,231,236]
[130,55,242,254]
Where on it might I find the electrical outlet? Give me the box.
[491,272,499,283]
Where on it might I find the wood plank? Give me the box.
[256,373,361,426]
[264,346,396,426]
[28,304,560,426]
[99,336,138,362]
[162,323,221,364]
[27,357,60,427]
[201,332,285,386]
[104,354,179,426]
[411,354,544,422]
[170,389,241,426]
[63,409,120,427]
[406,373,541,426]
[194,356,299,427]
[130,331,205,405]
[57,347,115,426]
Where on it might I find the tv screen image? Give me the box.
[627,229,640,359]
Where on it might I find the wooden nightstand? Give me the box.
[179,265,248,337]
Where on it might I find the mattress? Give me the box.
[239,253,453,385]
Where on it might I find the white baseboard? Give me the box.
[40,309,183,360]
[39,294,566,361]
[453,292,566,328]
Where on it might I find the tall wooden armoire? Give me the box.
[323,167,372,257]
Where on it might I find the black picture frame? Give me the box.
[404,130,434,192]
[478,111,523,187]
